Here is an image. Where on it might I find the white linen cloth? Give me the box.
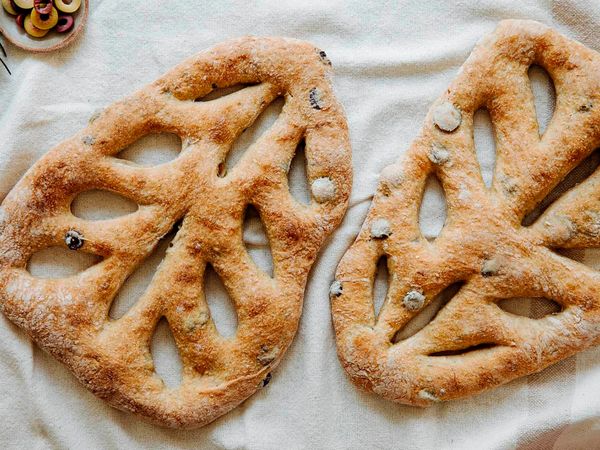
[1,0,600,448]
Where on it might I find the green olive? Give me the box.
[1,0,18,15]
[24,14,48,38]
[13,0,33,9]
[54,0,80,14]
[30,6,58,29]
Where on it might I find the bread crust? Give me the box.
[0,37,351,428]
[332,20,600,405]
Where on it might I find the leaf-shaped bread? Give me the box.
[0,37,351,427]
[332,20,600,405]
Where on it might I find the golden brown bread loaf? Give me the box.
[0,37,351,428]
[332,20,600,406]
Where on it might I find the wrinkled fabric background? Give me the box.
[1,0,600,448]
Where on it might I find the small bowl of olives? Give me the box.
[0,0,87,52]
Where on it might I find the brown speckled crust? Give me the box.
[0,37,351,428]
[332,20,600,406]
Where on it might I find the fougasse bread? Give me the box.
[0,37,351,428]
[331,20,600,406]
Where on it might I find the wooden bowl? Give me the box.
[0,0,88,53]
